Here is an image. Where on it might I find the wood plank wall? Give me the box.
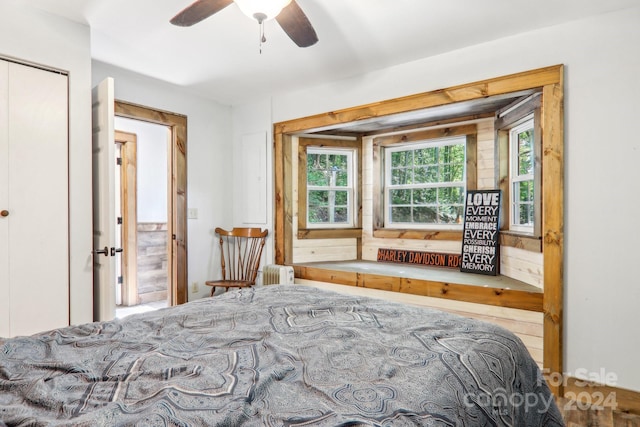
[292,135,359,263]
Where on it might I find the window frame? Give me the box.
[495,93,542,247]
[372,124,477,240]
[297,137,362,239]
[306,146,356,229]
[509,116,535,233]
[383,135,467,230]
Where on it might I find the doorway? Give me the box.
[114,119,171,311]
[114,100,188,309]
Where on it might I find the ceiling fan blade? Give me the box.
[275,1,318,48]
[170,0,233,27]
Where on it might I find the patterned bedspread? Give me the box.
[0,285,563,426]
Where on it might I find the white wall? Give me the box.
[93,61,233,301]
[232,7,640,391]
[0,2,93,325]
[115,117,169,223]
[231,97,275,266]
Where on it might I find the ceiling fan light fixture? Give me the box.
[234,0,292,22]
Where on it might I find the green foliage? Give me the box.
[387,140,465,225]
[513,180,534,225]
[307,150,351,224]
[517,129,534,175]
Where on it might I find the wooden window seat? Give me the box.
[292,260,543,313]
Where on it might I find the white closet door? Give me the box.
[8,62,69,336]
[0,60,9,337]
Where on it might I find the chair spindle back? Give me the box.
[216,227,268,284]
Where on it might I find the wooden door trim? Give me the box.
[114,100,188,306]
[114,130,138,306]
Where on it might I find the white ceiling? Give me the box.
[26,0,640,106]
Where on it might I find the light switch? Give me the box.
[188,208,198,219]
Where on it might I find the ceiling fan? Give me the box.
[170,0,319,48]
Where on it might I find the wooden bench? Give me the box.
[293,260,543,312]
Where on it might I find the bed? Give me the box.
[0,285,563,426]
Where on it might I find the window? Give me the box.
[306,147,356,228]
[371,124,477,238]
[495,93,541,247]
[509,117,534,233]
[384,136,466,229]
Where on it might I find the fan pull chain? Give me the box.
[259,20,266,54]
[254,13,268,54]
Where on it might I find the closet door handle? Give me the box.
[0,210,8,217]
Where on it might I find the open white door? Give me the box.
[92,78,116,322]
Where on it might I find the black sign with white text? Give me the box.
[460,190,501,276]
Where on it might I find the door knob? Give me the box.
[93,246,109,257]
[0,210,8,217]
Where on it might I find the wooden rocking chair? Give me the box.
[205,227,268,296]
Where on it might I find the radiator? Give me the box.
[262,264,295,286]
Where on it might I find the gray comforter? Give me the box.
[0,285,563,426]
